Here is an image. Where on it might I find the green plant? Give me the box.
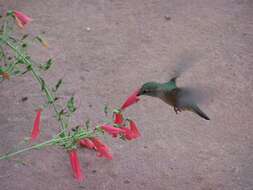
[0,10,140,182]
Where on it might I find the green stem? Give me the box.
[0,139,54,160]
[5,40,67,135]
[0,131,95,160]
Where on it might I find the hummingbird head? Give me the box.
[137,82,160,97]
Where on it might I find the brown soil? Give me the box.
[1,0,253,190]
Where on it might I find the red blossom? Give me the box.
[129,120,140,138]
[91,138,112,160]
[69,149,84,182]
[114,112,123,125]
[120,89,140,110]
[121,120,140,140]
[13,10,32,28]
[101,125,125,137]
[121,127,133,140]
[79,138,96,149]
[30,109,42,141]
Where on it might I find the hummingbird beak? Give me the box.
[136,89,141,96]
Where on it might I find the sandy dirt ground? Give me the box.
[0,0,253,190]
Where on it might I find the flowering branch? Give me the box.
[0,10,142,182]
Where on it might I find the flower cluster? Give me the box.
[0,10,142,183]
[28,87,141,181]
[67,89,141,181]
[100,89,141,140]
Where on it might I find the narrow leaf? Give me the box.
[53,78,62,92]
[21,34,29,40]
[21,65,32,75]
[35,36,48,48]
[40,77,45,91]
[67,96,76,113]
[44,59,53,70]
[39,59,53,71]
[104,105,108,116]
[85,120,90,129]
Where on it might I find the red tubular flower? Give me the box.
[101,125,125,138]
[30,109,42,141]
[121,120,140,140]
[120,89,140,110]
[121,127,134,140]
[129,120,140,138]
[91,138,112,160]
[114,112,123,125]
[79,138,96,149]
[69,149,84,182]
[13,10,32,28]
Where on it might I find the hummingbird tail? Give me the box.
[191,105,210,120]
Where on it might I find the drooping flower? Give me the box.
[121,127,133,140]
[30,109,42,141]
[79,138,96,149]
[114,112,123,125]
[13,10,32,28]
[121,120,140,140]
[69,149,84,182]
[91,138,112,160]
[129,120,140,138]
[101,124,125,138]
[120,89,140,110]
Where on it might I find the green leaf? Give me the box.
[34,36,48,48]
[85,120,90,129]
[58,109,65,120]
[21,34,29,40]
[59,132,65,138]
[44,59,53,70]
[53,78,62,92]
[67,96,76,113]
[21,65,32,75]
[0,51,4,60]
[39,59,53,71]
[12,70,21,76]
[54,97,59,102]
[40,77,45,91]
[104,105,109,116]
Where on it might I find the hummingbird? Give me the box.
[137,77,210,120]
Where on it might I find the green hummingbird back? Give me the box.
[161,78,177,91]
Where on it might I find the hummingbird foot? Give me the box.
[174,106,182,114]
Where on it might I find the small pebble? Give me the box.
[165,15,171,20]
[86,27,91,32]
[92,170,97,173]
[21,97,28,102]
